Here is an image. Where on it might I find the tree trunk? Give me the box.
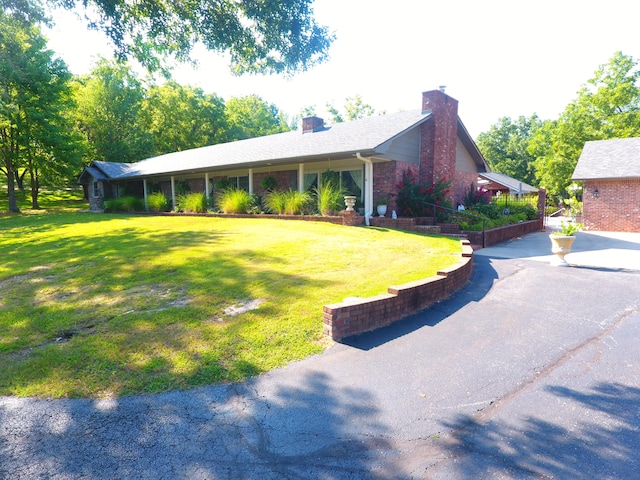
[29,162,40,209]
[14,169,26,191]
[6,167,20,212]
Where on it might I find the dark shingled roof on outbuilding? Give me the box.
[572,137,640,180]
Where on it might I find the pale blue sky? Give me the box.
[46,0,640,138]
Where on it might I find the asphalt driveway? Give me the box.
[2,222,639,479]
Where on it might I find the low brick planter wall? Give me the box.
[323,240,474,341]
[464,219,543,247]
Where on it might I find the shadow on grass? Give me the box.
[0,213,331,397]
[0,370,413,479]
[438,382,640,478]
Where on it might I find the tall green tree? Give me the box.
[6,0,334,75]
[326,94,377,123]
[476,115,543,186]
[0,10,81,211]
[225,95,289,141]
[531,51,640,200]
[141,82,227,155]
[73,58,153,163]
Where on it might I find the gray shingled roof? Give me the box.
[95,109,432,180]
[572,137,640,180]
[478,172,538,194]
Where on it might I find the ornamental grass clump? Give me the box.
[283,189,310,215]
[265,189,310,215]
[216,188,254,214]
[313,180,345,216]
[178,192,209,213]
[147,192,169,212]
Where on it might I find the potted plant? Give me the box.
[260,176,278,192]
[549,221,583,266]
[376,198,388,217]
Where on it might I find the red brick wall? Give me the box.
[323,240,473,341]
[583,179,640,232]
[253,170,297,197]
[453,170,477,207]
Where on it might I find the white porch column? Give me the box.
[248,169,253,194]
[356,153,374,220]
[170,176,176,209]
[205,173,210,198]
[143,179,149,211]
[298,163,304,193]
[364,161,373,216]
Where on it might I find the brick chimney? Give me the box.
[419,89,458,191]
[302,116,325,133]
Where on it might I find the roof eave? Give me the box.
[112,149,381,181]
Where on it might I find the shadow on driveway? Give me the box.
[342,255,499,351]
[438,382,640,478]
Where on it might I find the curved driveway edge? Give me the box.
[2,229,640,479]
[323,239,473,340]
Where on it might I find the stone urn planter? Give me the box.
[549,234,576,266]
[549,221,582,266]
[344,195,357,211]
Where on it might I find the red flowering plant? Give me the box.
[395,168,453,219]
[462,183,491,207]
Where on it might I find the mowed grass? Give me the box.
[0,211,462,398]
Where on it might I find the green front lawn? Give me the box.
[0,211,461,398]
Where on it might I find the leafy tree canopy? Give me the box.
[0,9,81,211]
[72,58,153,163]
[326,94,377,123]
[3,0,334,75]
[225,94,289,140]
[476,115,543,187]
[531,51,640,200]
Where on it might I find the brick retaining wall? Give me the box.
[464,219,543,247]
[323,240,474,341]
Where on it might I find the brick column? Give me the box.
[420,90,458,205]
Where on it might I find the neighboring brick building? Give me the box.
[78,89,489,215]
[572,138,640,232]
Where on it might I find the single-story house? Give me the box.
[572,137,640,232]
[477,172,538,197]
[78,89,490,215]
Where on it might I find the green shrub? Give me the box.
[178,192,209,213]
[216,189,253,214]
[104,196,145,212]
[264,190,287,214]
[147,192,169,212]
[264,189,310,215]
[284,189,310,215]
[313,180,345,216]
[473,203,502,219]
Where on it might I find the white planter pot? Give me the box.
[549,234,575,266]
[344,195,357,211]
[377,205,387,217]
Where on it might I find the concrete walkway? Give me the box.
[480,216,640,271]
[1,223,639,479]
